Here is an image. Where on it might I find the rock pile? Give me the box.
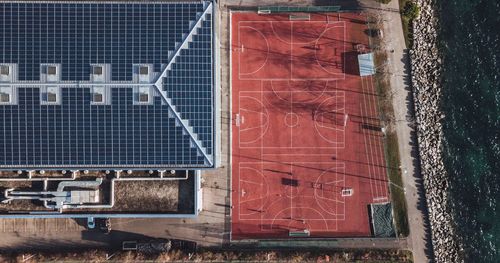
[409,0,463,262]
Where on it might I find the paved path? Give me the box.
[360,0,433,262]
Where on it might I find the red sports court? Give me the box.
[231,12,389,239]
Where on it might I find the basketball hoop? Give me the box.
[235,113,241,127]
[233,45,245,53]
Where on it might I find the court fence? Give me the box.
[258,6,341,14]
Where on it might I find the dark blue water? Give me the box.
[439,0,500,261]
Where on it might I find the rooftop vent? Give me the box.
[47,66,57,75]
[94,92,103,103]
[0,64,15,82]
[138,87,150,103]
[134,86,152,105]
[0,87,11,103]
[41,86,60,104]
[134,64,153,83]
[91,64,109,83]
[41,64,61,82]
[47,87,58,102]
[91,86,107,104]
[0,65,9,76]
[139,66,149,75]
[93,66,103,75]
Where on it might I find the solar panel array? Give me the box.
[0,2,215,169]
[163,15,213,156]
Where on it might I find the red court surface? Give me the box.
[231,12,389,239]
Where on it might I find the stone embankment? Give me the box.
[409,0,463,262]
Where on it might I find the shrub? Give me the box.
[402,1,420,20]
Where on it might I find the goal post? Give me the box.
[289,14,311,21]
[289,229,310,237]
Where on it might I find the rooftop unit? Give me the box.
[40,64,62,82]
[2,179,102,209]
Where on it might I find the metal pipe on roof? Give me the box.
[64,173,188,209]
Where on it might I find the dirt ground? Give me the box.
[113,180,180,212]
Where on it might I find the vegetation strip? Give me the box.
[0,248,413,262]
[399,0,420,48]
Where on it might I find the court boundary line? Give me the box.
[238,165,269,218]
[237,20,346,81]
[232,12,388,238]
[238,25,270,76]
[360,75,389,202]
[238,90,346,149]
[237,161,347,223]
[313,25,347,77]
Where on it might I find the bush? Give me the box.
[377,0,392,4]
[402,1,420,20]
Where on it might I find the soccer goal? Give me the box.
[289,229,310,237]
[289,14,311,21]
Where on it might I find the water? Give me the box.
[438,0,500,261]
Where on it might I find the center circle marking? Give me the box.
[285,113,299,127]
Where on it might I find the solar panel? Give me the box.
[163,16,214,155]
[0,2,215,169]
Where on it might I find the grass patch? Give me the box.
[386,132,410,237]
[368,17,410,237]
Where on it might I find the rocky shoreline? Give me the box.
[409,0,463,262]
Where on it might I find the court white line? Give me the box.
[239,91,345,149]
[238,89,270,146]
[367,75,389,201]
[237,21,345,81]
[314,26,346,76]
[361,75,384,200]
[238,25,270,77]
[239,76,346,81]
[360,75,377,199]
[364,75,385,200]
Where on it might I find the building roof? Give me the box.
[0,1,215,169]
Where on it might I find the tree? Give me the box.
[402,1,420,20]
